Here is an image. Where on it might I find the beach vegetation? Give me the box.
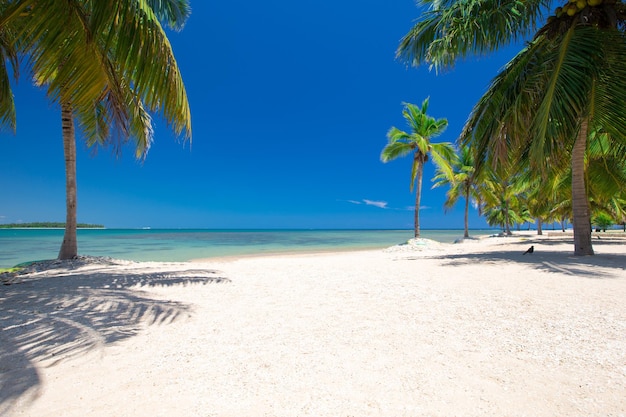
[0,266,22,274]
[381,98,455,238]
[476,162,528,235]
[0,1,192,259]
[592,212,614,231]
[469,135,626,235]
[397,0,626,255]
[0,222,104,229]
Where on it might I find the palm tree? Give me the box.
[381,99,455,238]
[0,0,192,259]
[398,0,626,255]
[479,162,527,235]
[520,171,555,235]
[432,143,482,238]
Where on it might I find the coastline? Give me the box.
[1,232,625,416]
[0,229,478,269]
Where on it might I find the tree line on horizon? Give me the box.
[382,0,626,255]
[0,222,104,229]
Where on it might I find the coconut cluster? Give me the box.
[549,0,604,21]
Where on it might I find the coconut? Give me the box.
[566,3,578,15]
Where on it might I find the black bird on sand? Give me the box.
[523,245,534,255]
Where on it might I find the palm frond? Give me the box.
[145,0,191,30]
[380,132,415,162]
[91,0,191,138]
[398,0,550,71]
[5,0,192,158]
[462,23,626,176]
[0,19,19,132]
[429,141,457,181]
[382,100,450,195]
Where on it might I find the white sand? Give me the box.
[1,233,625,416]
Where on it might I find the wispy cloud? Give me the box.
[345,199,389,209]
[363,199,388,209]
[345,199,421,211]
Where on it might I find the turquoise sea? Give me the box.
[0,229,490,269]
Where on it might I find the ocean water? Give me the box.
[0,229,487,268]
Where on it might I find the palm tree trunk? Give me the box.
[504,198,512,236]
[463,188,470,238]
[572,118,594,256]
[414,162,423,238]
[58,101,78,260]
[537,218,543,235]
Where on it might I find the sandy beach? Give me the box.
[1,233,625,416]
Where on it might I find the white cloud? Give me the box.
[345,199,429,211]
[363,199,388,209]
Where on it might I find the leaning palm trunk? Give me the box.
[463,186,470,238]
[414,160,424,238]
[571,118,594,255]
[58,101,78,260]
[504,199,512,235]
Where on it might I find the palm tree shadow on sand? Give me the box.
[402,238,626,279]
[0,257,230,414]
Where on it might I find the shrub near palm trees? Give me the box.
[398,0,626,255]
[381,99,455,238]
[0,0,192,259]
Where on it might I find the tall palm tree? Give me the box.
[0,0,192,259]
[381,99,455,238]
[398,0,626,255]
[432,143,482,238]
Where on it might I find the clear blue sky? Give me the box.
[0,1,523,229]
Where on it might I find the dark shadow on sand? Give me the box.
[0,258,229,414]
[402,237,626,279]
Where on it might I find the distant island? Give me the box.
[0,222,105,229]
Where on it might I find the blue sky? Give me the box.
[0,1,523,229]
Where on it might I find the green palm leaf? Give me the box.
[0,19,18,132]
[398,0,550,71]
[462,24,626,174]
[6,0,191,152]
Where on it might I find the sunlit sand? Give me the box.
[1,232,625,416]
